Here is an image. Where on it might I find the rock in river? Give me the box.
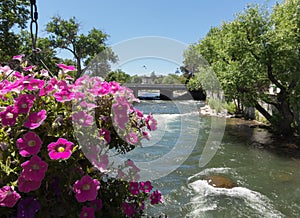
[205,175,237,189]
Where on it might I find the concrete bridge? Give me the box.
[124,83,187,99]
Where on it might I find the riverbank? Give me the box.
[200,104,300,159]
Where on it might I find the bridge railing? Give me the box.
[124,83,187,90]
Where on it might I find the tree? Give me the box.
[0,0,30,62]
[130,74,143,83]
[19,30,60,74]
[46,16,111,78]
[105,70,131,84]
[188,1,300,136]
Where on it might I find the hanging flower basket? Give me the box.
[0,55,162,217]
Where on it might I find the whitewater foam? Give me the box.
[186,179,285,218]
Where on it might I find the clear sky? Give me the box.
[36,0,280,75]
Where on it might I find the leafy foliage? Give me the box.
[46,16,113,78]
[186,0,300,136]
[0,0,29,61]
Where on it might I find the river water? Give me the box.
[122,100,300,217]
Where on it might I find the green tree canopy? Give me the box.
[0,0,29,61]
[187,0,300,136]
[46,16,111,78]
[105,70,131,84]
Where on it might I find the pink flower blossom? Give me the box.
[18,175,41,193]
[13,94,35,114]
[40,69,49,77]
[126,159,140,173]
[53,89,75,102]
[150,190,163,205]
[0,106,18,126]
[39,84,54,96]
[122,202,136,217]
[72,111,93,127]
[0,186,21,207]
[24,65,34,72]
[146,113,157,131]
[47,138,74,160]
[112,101,129,130]
[88,199,103,211]
[142,131,150,140]
[13,71,23,79]
[92,154,109,172]
[0,65,12,76]
[17,131,42,157]
[27,78,45,90]
[20,155,48,181]
[13,54,24,61]
[129,181,139,195]
[109,81,120,94]
[80,101,97,110]
[126,132,138,145]
[80,206,95,218]
[134,108,144,118]
[73,175,100,202]
[24,109,47,129]
[56,80,68,90]
[57,63,76,73]
[139,181,153,193]
[98,128,111,144]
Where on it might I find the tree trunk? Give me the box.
[255,102,272,122]
[276,92,294,136]
[75,57,82,79]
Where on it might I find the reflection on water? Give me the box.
[125,101,300,217]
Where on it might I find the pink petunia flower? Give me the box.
[24,65,34,72]
[73,175,100,203]
[109,81,120,94]
[0,186,21,207]
[129,181,139,195]
[72,111,93,127]
[112,101,129,130]
[142,131,150,141]
[13,54,24,61]
[98,128,111,144]
[24,109,47,129]
[150,190,163,205]
[47,138,74,160]
[88,199,103,211]
[122,202,136,217]
[13,94,35,114]
[146,113,157,131]
[18,174,41,193]
[39,84,54,96]
[20,155,48,181]
[27,78,45,90]
[139,181,153,193]
[57,63,76,73]
[53,89,75,102]
[126,159,140,173]
[0,65,12,76]
[92,154,109,173]
[0,106,18,126]
[80,206,95,218]
[17,131,42,157]
[40,69,49,77]
[126,132,138,145]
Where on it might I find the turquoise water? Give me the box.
[123,101,300,217]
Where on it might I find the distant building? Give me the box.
[141,76,154,84]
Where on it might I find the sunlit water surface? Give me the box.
[121,101,300,217]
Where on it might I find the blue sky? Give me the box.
[37,0,280,75]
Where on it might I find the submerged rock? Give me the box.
[205,175,237,189]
